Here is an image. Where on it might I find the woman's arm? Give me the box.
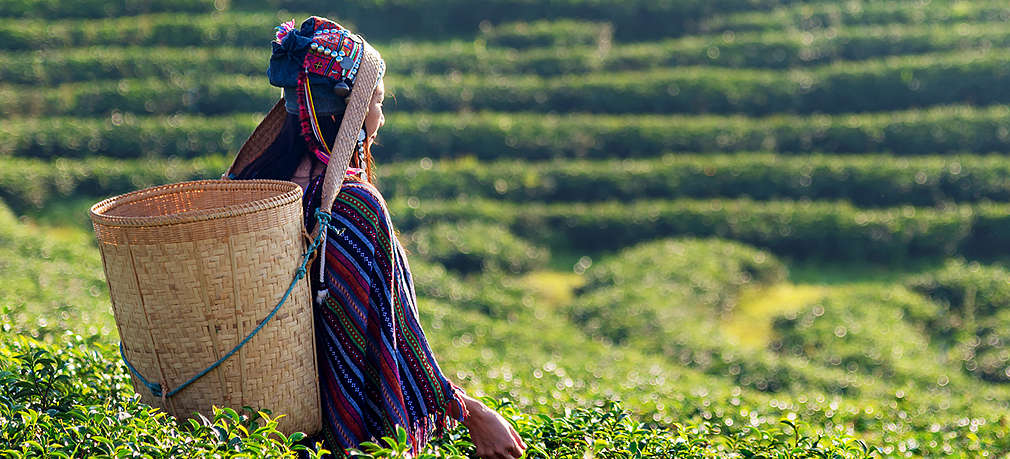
[449,391,527,459]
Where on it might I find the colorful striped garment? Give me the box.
[302,171,468,454]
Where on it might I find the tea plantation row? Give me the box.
[0,0,827,39]
[0,14,610,51]
[10,17,1010,73]
[702,0,1010,33]
[7,105,1010,160]
[387,196,1010,260]
[8,50,1010,117]
[8,154,1010,212]
[13,21,1010,87]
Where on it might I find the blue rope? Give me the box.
[120,210,334,399]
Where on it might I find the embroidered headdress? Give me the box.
[268,16,386,167]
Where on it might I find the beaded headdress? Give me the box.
[269,16,386,166]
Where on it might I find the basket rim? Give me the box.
[89,179,302,228]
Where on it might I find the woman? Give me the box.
[232,16,526,459]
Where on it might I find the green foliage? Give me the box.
[0,203,112,341]
[573,238,786,344]
[379,153,1010,207]
[0,156,229,212]
[9,105,1010,161]
[9,154,1010,213]
[703,0,1010,34]
[405,221,549,275]
[0,114,258,160]
[0,12,271,51]
[0,0,216,19]
[655,21,1010,69]
[390,51,1010,115]
[0,76,275,118]
[907,259,1010,321]
[0,47,265,85]
[372,105,1010,159]
[0,334,327,457]
[906,260,1010,383]
[227,0,794,40]
[13,50,1010,117]
[771,287,942,383]
[389,197,978,261]
[9,20,1010,87]
[480,19,612,49]
[0,334,877,458]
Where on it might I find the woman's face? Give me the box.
[363,79,385,142]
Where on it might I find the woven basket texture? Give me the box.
[90,179,320,435]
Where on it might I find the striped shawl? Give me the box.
[303,173,468,454]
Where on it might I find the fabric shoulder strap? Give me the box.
[315,40,383,236]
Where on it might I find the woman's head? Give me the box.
[268,16,385,170]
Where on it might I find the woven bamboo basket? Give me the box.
[89,179,320,435]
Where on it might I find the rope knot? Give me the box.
[295,267,307,279]
[315,209,332,225]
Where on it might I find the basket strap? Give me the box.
[120,211,336,399]
[314,40,384,236]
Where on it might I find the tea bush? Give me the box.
[405,221,549,275]
[8,154,1010,212]
[0,47,265,85]
[905,260,1010,383]
[771,287,942,384]
[0,0,216,19]
[8,20,1010,87]
[654,22,1010,69]
[389,197,976,261]
[0,156,229,212]
[0,334,325,457]
[702,0,1010,33]
[388,51,1010,115]
[572,238,786,343]
[9,105,1010,160]
[13,51,1010,117]
[0,333,880,457]
[479,19,612,49]
[0,12,274,51]
[227,0,795,40]
[378,154,1010,207]
[0,203,111,341]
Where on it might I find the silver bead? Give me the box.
[310,42,319,49]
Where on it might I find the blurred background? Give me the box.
[4,0,1010,455]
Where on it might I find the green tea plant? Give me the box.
[0,334,327,457]
[702,0,1010,33]
[405,221,549,275]
[10,105,1010,160]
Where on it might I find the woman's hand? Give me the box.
[461,397,527,459]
